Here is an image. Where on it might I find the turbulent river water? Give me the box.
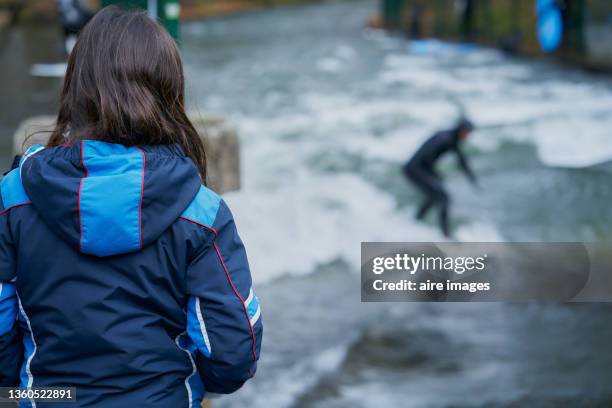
[182,2,612,407]
[2,1,612,407]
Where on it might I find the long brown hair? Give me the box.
[48,6,207,182]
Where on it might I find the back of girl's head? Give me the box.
[49,6,207,181]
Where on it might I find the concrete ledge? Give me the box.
[12,114,240,194]
[190,113,241,194]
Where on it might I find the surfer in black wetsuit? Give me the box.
[403,118,477,238]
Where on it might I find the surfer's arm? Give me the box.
[0,206,23,387]
[456,147,477,184]
[185,200,262,394]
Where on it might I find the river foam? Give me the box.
[186,4,612,286]
[381,47,612,168]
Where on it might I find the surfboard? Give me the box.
[408,39,479,56]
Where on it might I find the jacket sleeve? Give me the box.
[185,199,262,395]
[0,204,23,387]
[0,282,21,386]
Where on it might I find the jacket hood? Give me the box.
[20,141,202,257]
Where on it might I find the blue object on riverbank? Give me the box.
[536,0,563,53]
[30,63,67,77]
[408,39,479,56]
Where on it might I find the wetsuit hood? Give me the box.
[20,141,202,257]
[454,117,475,139]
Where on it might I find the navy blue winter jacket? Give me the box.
[0,141,262,407]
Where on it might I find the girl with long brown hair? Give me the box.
[0,7,261,407]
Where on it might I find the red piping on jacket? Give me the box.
[0,202,31,216]
[212,241,259,363]
[179,216,218,236]
[178,216,258,363]
[135,147,146,249]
